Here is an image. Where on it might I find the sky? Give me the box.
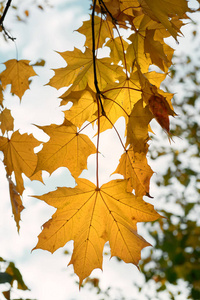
[0,0,199,300]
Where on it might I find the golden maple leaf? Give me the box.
[34,179,160,285]
[35,119,96,178]
[138,0,189,39]
[0,131,41,194]
[0,108,14,134]
[49,48,122,95]
[61,89,98,128]
[114,147,153,195]
[78,15,114,49]
[100,72,142,132]
[0,59,37,99]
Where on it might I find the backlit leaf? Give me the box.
[0,131,40,194]
[0,59,37,99]
[35,119,96,178]
[34,179,160,285]
[0,108,14,134]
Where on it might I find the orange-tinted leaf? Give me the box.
[148,93,175,133]
[0,131,41,194]
[0,108,14,134]
[34,179,160,285]
[0,59,37,99]
[35,119,96,178]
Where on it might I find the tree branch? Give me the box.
[0,0,16,41]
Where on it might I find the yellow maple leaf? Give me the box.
[114,147,153,195]
[49,48,122,95]
[35,119,96,178]
[138,0,189,39]
[126,15,153,72]
[78,15,114,49]
[0,59,37,99]
[126,99,153,150]
[61,89,98,128]
[34,179,160,285]
[105,36,129,64]
[0,131,41,194]
[113,100,153,195]
[0,108,14,134]
[144,29,170,71]
[100,72,142,132]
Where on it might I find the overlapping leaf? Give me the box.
[0,131,40,195]
[0,108,14,134]
[138,0,189,39]
[49,48,123,95]
[34,119,96,178]
[61,89,98,128]
[7,177,24,232]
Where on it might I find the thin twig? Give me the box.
[0,0,12,24]
[0,0,16,41]
[92,0,105,115]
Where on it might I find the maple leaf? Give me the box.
[114,147,153,195]
[78,15,114,49]
[126,14,154,73]
[0,131,41,194]
[34,119,96,178]
[61,89,98,128]
[105,36,129,64]
[114,100,153,195]
[0,108,14,134]
[49,48,122,96]
[148,93,175,133]
[136,68,175,133]
[126,99,153,150]
[7,176,24,232]
[100,72,142,132]
[34,179,160,285]
[0,59,37,99]
[138,0,189,39]
[144,29,170,71]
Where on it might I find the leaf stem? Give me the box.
[105,116,126,152]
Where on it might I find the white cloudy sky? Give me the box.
[0,0,199,300]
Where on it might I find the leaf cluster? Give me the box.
[0,0,196,287]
